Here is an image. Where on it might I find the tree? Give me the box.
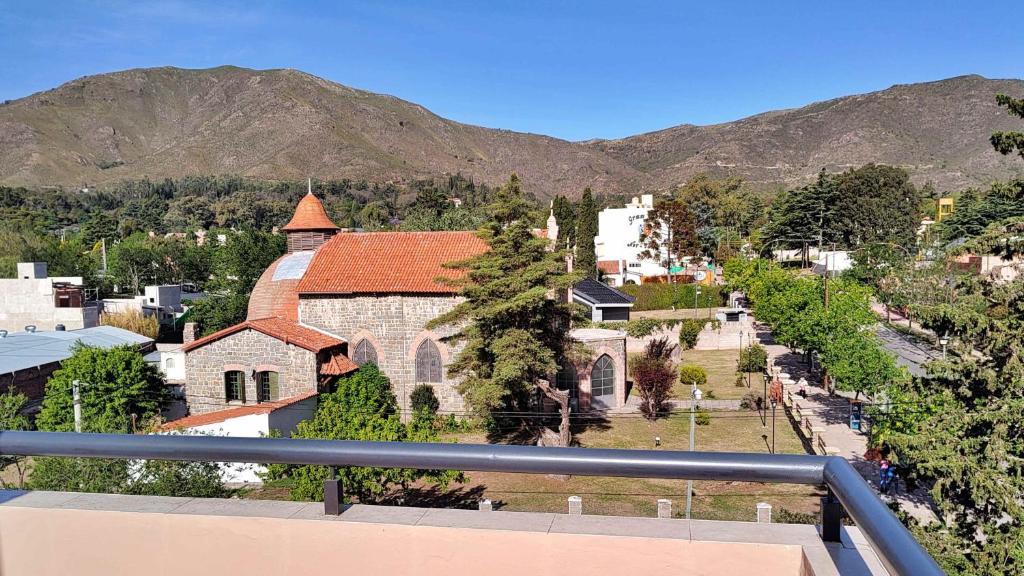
[108,234,160,294]
[36,344,166,434]
[551,195,577,251]
[675,174,744,258]
[633,337,676,419]
[269,365,461,502]
[575,188,598,278]
[877,256,1024,575]
[428,174,582,447]
[991,93,1024,160]
[27,344,224,497]
[187,293,250,337]
[0,390,30,489]
[359,201,392,230]
[80,212,118,244]
[638,198,699,280]
[208,229,285,295]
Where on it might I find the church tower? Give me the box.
[281,180,340,253]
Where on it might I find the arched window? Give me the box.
[165,357,175,369]
[224,370,245,402]
[591,355,615,399]
[352,339,378,366]
[257,371,279,402]
[415,339,443,383]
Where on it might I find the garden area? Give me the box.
[431,413,818,521]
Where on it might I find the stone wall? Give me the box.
[184,329,320,415]
[570,333,628,412]
[300,294,466,414]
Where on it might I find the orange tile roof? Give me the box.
[182,317,345,353]
[320,350,359,376]
[598,260,621,274]
[297,231,489,294]
[159,391,319,431]
[281,193,339,232]
[247,255,301,321]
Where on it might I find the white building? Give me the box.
[102,284,184,326]
[158,393,318,483]
[594,195,672,286]
[0,262,99,333]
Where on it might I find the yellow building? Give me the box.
[937,197,955,221]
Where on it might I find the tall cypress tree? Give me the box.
[991,94,1024,160]
[575,188,598,278]
[428,175,582,446]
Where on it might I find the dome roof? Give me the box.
[281,193,339,232]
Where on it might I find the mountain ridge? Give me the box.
[1,66,1022,197]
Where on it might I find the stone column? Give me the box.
[756,502,773,523]
[568,495,582,516]
[657,499,672,519]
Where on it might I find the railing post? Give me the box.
[324,466,343,515]
[821,487,842,542]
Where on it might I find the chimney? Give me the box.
[183,322,198,344]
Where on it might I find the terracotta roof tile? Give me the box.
[281,193,339,232]
[182,317,345,353]
[297,231,489,294]
[160,391,318,431]
[598,260,621,274]
[320,350,359,376]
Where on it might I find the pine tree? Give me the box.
[428,175,582,446]
[991,94,1024,160]
[575,188,598,278]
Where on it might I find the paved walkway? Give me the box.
[757,325,938,525]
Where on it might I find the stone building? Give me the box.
[180,191,629,422]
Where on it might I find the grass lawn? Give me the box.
[434,413,820,522]
[674,348,758,400]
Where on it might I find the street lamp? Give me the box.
[939,335,949,359]
[685,384,703,520]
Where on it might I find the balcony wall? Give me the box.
[0,490,887,576]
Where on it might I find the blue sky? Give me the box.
[1,1,1021,141]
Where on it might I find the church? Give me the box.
[180,192,627,424]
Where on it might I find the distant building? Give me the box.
[593,195,671,286]
[811,251,854,277]
[0,325,154,412]
[936,197,955,222]
[0,262,99,333]
[572,278,635,322]
[102,284,184,326]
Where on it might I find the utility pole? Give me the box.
[72,380,82,433]
[685,384,703,520]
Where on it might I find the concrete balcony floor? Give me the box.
[0,490,887,576]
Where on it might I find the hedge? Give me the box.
[620,283,727,311]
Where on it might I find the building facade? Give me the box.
[0,262,99,333]
[593,195,672,286]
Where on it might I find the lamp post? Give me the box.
[685,384,703,520]
[939,335,949,359]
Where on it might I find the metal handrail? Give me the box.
[0,431,942,576]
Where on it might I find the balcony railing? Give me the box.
[0,431,942,576]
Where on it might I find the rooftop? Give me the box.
[0,326,153,374]
[280,192,340,232]
[182,317,346,354]
[573,277,636,306]
[160,391,318,431]
[0,490,888,576]
[296,231,489,295]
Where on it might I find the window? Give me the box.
[165,357,175,369]
[257,371,279,403]
[224,371,245,402]
[352,339,378,366]
[415,340,442,383]
[591,355,615,398]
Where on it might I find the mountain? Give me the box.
[1,67,1022,198]
[587,74,1024,193]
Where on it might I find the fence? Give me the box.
[0,431,942,576]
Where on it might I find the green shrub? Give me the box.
[695,408,711,426]
[740,391,763,411]
[703,390,718,400]
[774,507,817,524]
[625,318,662,338]
[620,283,727,311]
[410,384,440,416]
[678,364,707,388]
[737,344,768,373]
[678,319,704,350]
[735,373,749,387]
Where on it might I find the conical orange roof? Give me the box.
[281,193,339,231]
